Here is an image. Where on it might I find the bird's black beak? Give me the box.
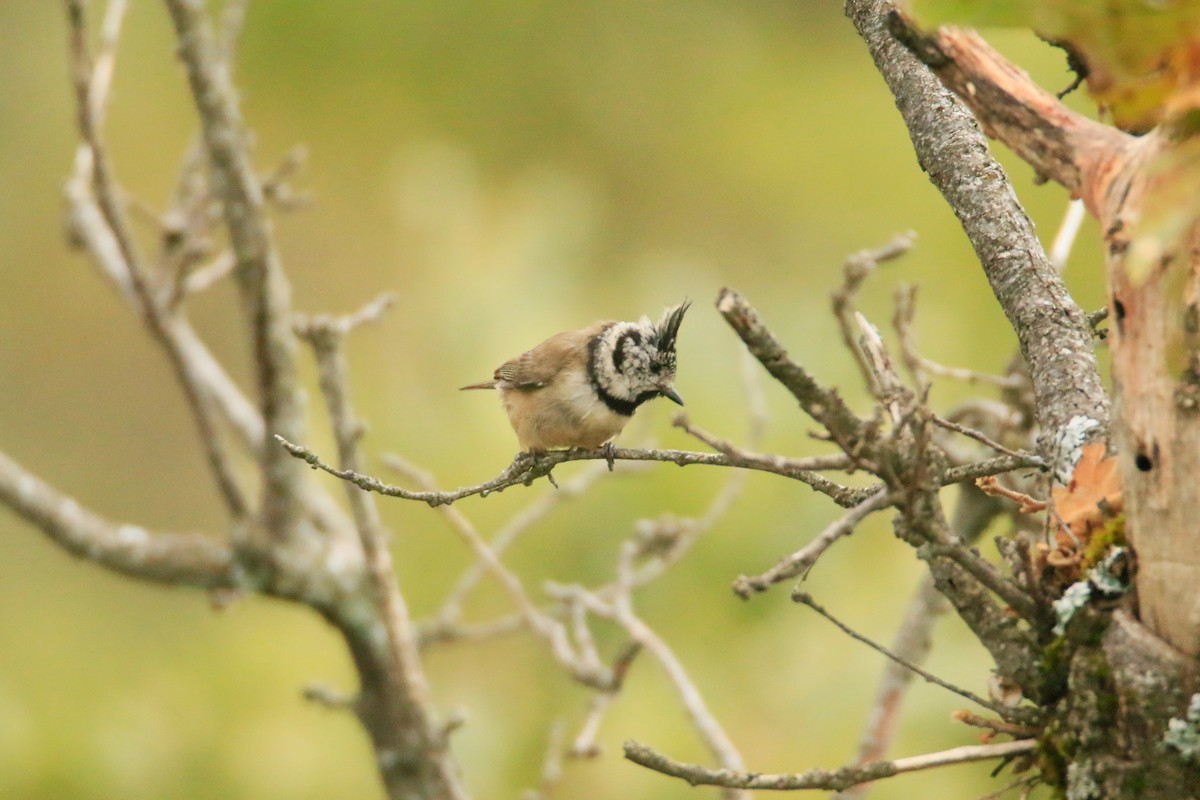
[661,386,684,406]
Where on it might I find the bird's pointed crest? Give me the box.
[653,301,690,353]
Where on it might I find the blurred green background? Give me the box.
[0,2,1107,799]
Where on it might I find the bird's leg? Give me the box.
[601,441,617,472]
[509,449,557,488]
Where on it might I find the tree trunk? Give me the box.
[1101,129,1200,658]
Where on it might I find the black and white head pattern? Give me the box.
[589,302,690,416]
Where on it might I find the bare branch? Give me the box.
[974,775,1041,800]
[732,488,893,598]
[893,287,1024,390]
[0,450,232,587]
[377,454,613,688]
[216,0,251,69]
[387,455,614,627]
[181,251,236,296]
[832,575,948,800]
[1049,199,1087,273]
[417,613,526,649]
[953,710,1039,739]
[609,543,750,800]
[900,499,1046,703]
[975,476,1046,515]
[673,413,862,503]
[566,643,642,759]
[932,415,1034,462]
[943,454,1044,485]
[64,0,252,522]
[792,592,1011,715]
[297,310,468,800]
[836,483,1004,800]
[165,0,307,540]
[277,438,860,507]
[717,288,865,446]
[674,413,852,474]
[261,145,314,211]
[832,232,916,396]
[623,738,1036,792]
[520,720,567,800]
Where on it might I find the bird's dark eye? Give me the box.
[650,363,662,374]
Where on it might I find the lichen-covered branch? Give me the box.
[844,0,1110,444]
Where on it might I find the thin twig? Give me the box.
[718,287,865,445]
[65,0,252,521]
[417,613,526,648]
[610,542,749,800]
[302,683,356,710]
[520,720,567,800]
[933,415,1034,461]
[89,0,129,126]
[832,575,948,800]
[261,144,313,211]
[855,310,906,422]
[623,738,1037,791]
[835,484,1005,800]
[975,476,1047,514]
[392,456,614,626]
[674,413,852,474]
[944,454,1045,484]
[181,251,236,296]
[974,774,1041,800]
[568,641,642,758]
[793,592,1012,715]
[570,691,617,758]
[732,488,893,598]
[277,438,861,507]
[1049,199,1086,274]
[378,454,613,688]
[832,232,916,396]
[893,286,1024,390]
[953,710,1039,739]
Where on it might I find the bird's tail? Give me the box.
[459,381,496,391]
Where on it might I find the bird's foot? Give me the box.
[510,450,557,488]
[601,441,617,472]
